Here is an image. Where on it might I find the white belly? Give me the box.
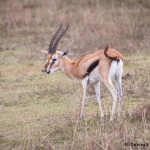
[88,66,101,84]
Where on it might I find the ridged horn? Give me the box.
[48,23,62,54]
[52,23,69,53]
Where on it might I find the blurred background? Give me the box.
[0,0,150,57]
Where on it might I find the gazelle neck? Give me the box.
[59,56,80,82]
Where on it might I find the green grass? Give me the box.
[0,49,150,150]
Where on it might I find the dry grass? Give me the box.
[0,0,150,149]
[0,0,150,55]
[0,51,150,150]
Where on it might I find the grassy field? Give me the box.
[0,0,150,150]
[0,48,150,150]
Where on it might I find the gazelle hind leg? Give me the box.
[99,60,119,121]
[116,60,123,121]
[94,82,104,118]
[116,78,123,121]
[102,78,117,121]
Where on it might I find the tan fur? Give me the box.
[44,48,123,82]
[45,54,52,69]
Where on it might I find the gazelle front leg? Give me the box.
[94,82,104,118]
[79,78,88,118]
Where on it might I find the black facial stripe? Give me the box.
[50,61,55,68]
[48,58,57,70]
[83,59,99,78]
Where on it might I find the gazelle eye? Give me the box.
[52,58,57,61]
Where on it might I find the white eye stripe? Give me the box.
[52,54,57,59]
[50,54,58,64]
[50,58,57,66]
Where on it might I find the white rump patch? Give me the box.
[109,60,123,80]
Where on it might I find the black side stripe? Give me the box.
[83,59,99,78]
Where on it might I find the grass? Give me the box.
[0,49,150,149]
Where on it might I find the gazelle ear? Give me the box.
[40,50,48,54]
[60,50,69,57]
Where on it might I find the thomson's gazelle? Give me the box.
[41,24,124,121]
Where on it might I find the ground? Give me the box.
[0,50,150,150]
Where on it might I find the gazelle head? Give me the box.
[41,23,69,74]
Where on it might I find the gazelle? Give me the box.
[41,23,124,121]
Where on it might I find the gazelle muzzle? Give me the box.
[46,70,51,74]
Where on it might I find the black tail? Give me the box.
[104,45,119,62]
